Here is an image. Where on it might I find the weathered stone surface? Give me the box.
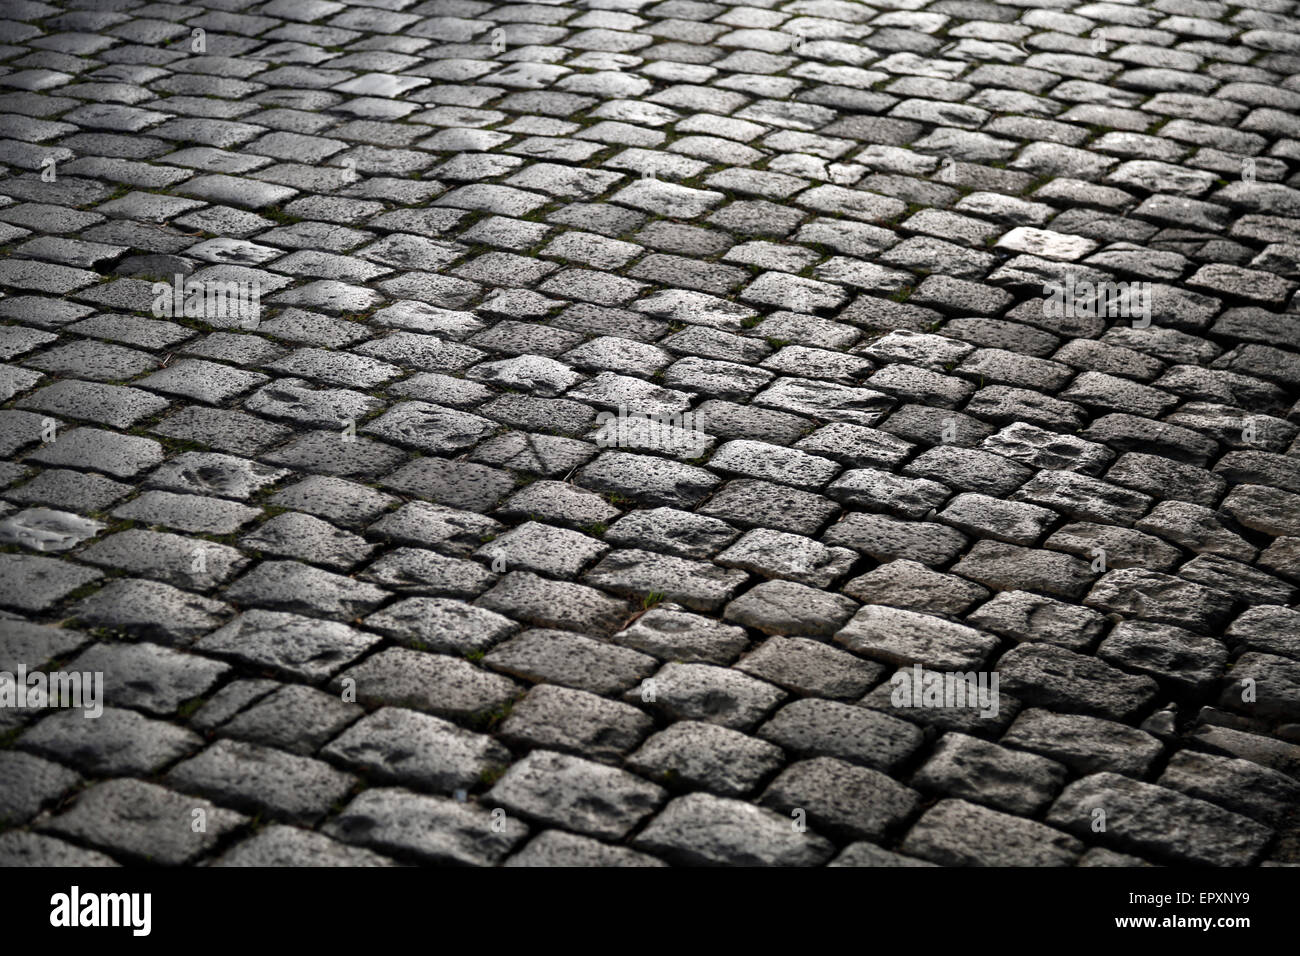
[604,508,740,559]
[0,554,102,613]
[1084,569,1236,633]
[364,597,517,655]
[966,590,1106,652]
[758,698,924,772]
[761,757,920,842]
[627,721,785,797]
[633,794,835,866]
[1157,750,1300,829]
[836,606,999,671]
[217,684,359,756]
[322,708,511,793]
[326,789,528,866]
[0,832,120,867]
[843,560,989,616]
[860,665,1020,739]
[165,739,356,826]
[830,842,937,867]
[485,628,657,695]
[476,521,608,578]
[1218,653,1300,723]
[505,830,665,867]
[723,580,857,638]
[700,478,840,536]
[584,548,749,613]
[951,540,1096,601]
[359,549,495,598]
[716,529,856,589]
[221,560,389,620]
[902,799,1084,867]
[828,468,949,519]
[1227,606,1300,660]
[500,684,652,765]
[1047,773,1273,867]
[40,779,246,866]
[71,579,232,645]
[333,648,522,720]
[736,636,883,701]
[1189,723,1300,781]
[2,0,1294,870]
[476,571,631,636]
[1098,621,1228,693]
[1044,522,1181,572]
[996,644,1160,722]
[823,512,968,566]
[631,661,786,731]
[938,493,1054,547]
[913,733,1067,816]
[197,610,380,681]
[1011,471,1152,526]
[487,750,664,839]
[21,706,200,776]
[0,751,81,826]
[212,826,397,867]
[610,606,750,664]
[1001,708,1165,778]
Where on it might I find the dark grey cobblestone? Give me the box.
[0,0,1297,870]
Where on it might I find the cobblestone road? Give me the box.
[0,0,1298,867]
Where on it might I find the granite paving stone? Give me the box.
[499,683,653,765]
[911,733,1067,816]
[363,597,518,656]
[902,799,1084,867]
[609,606,751,665]
[504,831,664,868]
[723,579,857,638]
[760,756,921,842]
[321,707,510,794]
[0,751,81,827]
[1046,773,1272,867]
[332,648,523,721]
[1000,709,1165,778]
[165,739,356,826]
[1,0,1295,870]
[632,793,834,866]
[195,609,380,681]
[219,684,362,758]
[20,706,202,776]
[211,827,396,868]
[325,789,527,866]
[39,779,246,866]
[758,698,924,773]
[487,750,664,840]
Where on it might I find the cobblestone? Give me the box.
[39,779,245,866]
[488,749,664,840]
[627,720,784,797]
[902,799,1084,867]
[1,0,1295,870]
[1047,773,1272,866]
[761,756,920,842]
[1001,708,1165,778]
[633,793,834,866]
[912,733,1067,817]
[325,788,526,866]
